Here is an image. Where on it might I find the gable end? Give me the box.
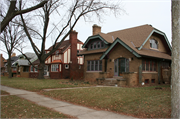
[138,29,172,51]
[82,35,109,48]
[100,38,141,60]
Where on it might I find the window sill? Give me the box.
[86,71,102,73]
[142,72,157,73]
[150,47,159,51]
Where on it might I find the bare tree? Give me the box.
[171,0,180,118]
[20,0,123,79]
[0,0,47,33]
[0,20,26,78]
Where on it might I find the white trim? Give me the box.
[142,72,158,74]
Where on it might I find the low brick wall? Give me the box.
[142,72,158,84]
[20,72,29,78]
[122,72,138,86]
[29,72,39,78]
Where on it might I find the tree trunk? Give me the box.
[38,61,45,79]
[7,55,12,78]
[171,1,180,118]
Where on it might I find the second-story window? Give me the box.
[93,42,97,49]
[89,41,105,50]
[56,51,59,56]
[150,39,158,49]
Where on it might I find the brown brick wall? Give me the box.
[106,43,142,77]
[29,72,39,78]
[84,53,105,82]
[19,66,29,78]
[142,72,158,84]
[143,35,167,53]
[122,73,138,86]
[50,72,62,79]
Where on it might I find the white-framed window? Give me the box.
[51,64,59,72]
[150,39,158,49]
[34,65,38,72]
[30,65,33,72]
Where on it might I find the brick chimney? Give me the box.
[69,30,78,64]
[93,24,101,35]
[11,53,16,57]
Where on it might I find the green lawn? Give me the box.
[41,85,171,118]
[1,95,73,118]
[1,76,95,92]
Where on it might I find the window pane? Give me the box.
[142,60,145,71]
[146,61,149,71]
[90,44,93,49]
[150,61,153,71]
[154,62,156,71]
[91,61,94,71]
[101,42,104,47]
[94,42,97,49]
[99,60,102,71]
[95,61,98,71]
[87,61,90,71]
[97,42,100,48]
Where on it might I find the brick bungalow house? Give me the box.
[29,31,84,79]
[79,24,171,86]
[12,53,37,78]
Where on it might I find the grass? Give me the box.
[1,95,73,118]
[1,90,10,95]
[41,85,171,118]
[1,76,95,92]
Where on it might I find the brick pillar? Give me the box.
[69,30,78,79]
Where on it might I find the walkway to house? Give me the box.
[1,85,136,119]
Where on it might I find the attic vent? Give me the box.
[131,41,136,48]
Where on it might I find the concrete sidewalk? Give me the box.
[1,85,136,119]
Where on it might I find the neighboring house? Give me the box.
[0,54,6,75]
[29,30,84,79]
[4,53,19,77]
[79,24,171,86]
[13,53,37,78]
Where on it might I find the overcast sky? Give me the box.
[0,0,171,59]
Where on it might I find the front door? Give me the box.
[119,58,126,76]
[114,58,129,76]
[114,59,119,76]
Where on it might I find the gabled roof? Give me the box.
[79,48,108,55]
[47,39,83,53]
[100,38,141,60]
[81,24,172,60]
[13,53,37,66]
[82,34,110,48]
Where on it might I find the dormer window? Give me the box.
[56,51,59,56]
[88,41,105,50]
[97,42,101,48]
[93,42,97,49]
[90,44,93,49]
[150,39,158,49]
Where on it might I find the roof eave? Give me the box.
[82,34,109,48]
[100,38,141,60]
[138,29,172,51]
